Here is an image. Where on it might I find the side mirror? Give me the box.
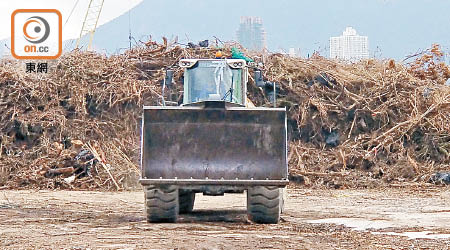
[254,70,265,87]
[165,69,174,87]
[161,69,175,106]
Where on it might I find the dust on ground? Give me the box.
[1,187,449,249]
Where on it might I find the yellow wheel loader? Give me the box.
[140,58,288,223]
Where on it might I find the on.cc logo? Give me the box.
[11,9,62,60]
[23,16,50,44]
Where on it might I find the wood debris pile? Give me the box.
[0,42,234,190]
[0,41,448,190]
[264,44,449,187]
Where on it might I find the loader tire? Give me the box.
[247,186,281,224]
[144,185,179,223]
[179,190,195,214]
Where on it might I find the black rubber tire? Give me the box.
[144,185,179,223]
[247,186,281,224]
[179,190,195,214]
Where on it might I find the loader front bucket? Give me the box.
[141,104,288,183]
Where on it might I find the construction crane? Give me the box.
[76,0,105,50]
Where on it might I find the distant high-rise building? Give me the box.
[236,17,267,51]
[288,48,301,58]
[330,27,369,61]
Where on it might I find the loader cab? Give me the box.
[180,59,248,106]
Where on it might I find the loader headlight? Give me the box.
[227,60,245,68]
[232,62,244,68]
[179,59,198,68]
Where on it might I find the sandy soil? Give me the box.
[1,187,449,250]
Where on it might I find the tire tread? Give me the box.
[247,186,281,224]
[144,185,179,223]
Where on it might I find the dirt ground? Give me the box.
[1,187,449,250]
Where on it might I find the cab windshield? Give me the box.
[183,60,243,105]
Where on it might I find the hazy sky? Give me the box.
[0,0,142,40]
[1,0,449,60]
